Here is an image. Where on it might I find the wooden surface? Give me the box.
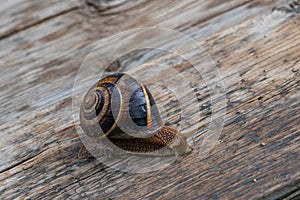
[0,0,299,199]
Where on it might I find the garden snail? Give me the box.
[80,73,206,157]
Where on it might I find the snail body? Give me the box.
[80,73,205,157]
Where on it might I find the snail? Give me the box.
[79,73,207,158]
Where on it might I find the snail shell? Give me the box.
[80,73,204,157]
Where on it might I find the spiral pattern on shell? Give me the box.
[80,73,164,140]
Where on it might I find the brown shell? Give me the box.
[80,73,179,153]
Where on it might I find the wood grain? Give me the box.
[0,0,299,199]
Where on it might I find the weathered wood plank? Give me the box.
[0,0,299,199]
[0,0,280,174]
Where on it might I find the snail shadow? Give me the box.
[93,147,177,173]
[77,141,195,174]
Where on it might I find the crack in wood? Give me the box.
[0,148,47,174]
[0,6,81,41]
[84,0,149,16]
[85,0,130,11]
[273,0,300,14]
[257,178,300,200]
